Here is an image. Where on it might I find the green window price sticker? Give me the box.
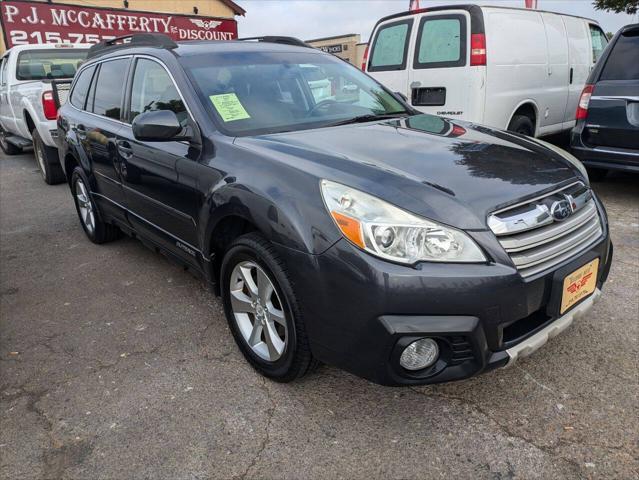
[209,93,251,122]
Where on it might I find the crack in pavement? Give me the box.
[409,387,587,477]
[235,377,277,480]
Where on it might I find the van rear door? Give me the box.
[406,10,480,121]
[366,18,414,96]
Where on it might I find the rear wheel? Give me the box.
[32,129,65,185]
[508,114,535,137]
[221,233,317,382]
[0,127,22,155]
[71,167,120,244]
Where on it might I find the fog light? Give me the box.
[400,338,439,371]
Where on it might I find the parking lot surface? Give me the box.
[1,150,637,479]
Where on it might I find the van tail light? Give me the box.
[470,33,486,66]
[42,91,58,120]
[576,84,594,120]
[361,44,369,70]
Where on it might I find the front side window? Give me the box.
[600,28,639,80]
[368,20,412,71]
[16,49,88,81]
[181,51,407,137]
[129,58,187,125]
[415,15,466,69]
[70,65,96,110]
[589,24,609,64]
[91,58,129,120]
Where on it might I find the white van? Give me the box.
[363,5,609,137]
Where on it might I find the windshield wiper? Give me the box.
[326,112,408,127]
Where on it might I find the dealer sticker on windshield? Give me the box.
[560,258,599,314]
[209,93,251,122]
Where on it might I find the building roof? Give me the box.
[220,0,246,16]
[306,33,359,43]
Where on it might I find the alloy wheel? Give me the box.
[75,178,95,234]
[229,260,288,362]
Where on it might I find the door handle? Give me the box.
[569,67,574,84]
[117,140,133,159]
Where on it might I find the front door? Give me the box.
[120,57,202,265]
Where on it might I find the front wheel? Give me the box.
[220,233,317,382]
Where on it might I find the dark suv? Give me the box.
[571,23,639,179]
[57,34,612,386]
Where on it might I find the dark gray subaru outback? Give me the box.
[57,34,612,386]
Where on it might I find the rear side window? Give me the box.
[70,65,96,110]
[600,29,639,80]
[15,49,88,80]
[369,20,413,72]
[589,24,608,64]
[128,58,187,125]
[414,15,467,69]
[91,58,129,120]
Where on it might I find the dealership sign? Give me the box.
[319,44,343,54]
[1,0,238,48]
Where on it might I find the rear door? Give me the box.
[407,11,472,119]
[83,57,131,222]
[366,17,413,95]
[586,27,639,151]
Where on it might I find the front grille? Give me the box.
[488,182,603,279]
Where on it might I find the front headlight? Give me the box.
[320,180,486,264]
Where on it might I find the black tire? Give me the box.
[220,232,318,382]
[32,129,65,185]
[0,127,22,155]
[70,167,120,244]
[508,114,535,137]
[586,167,608,182]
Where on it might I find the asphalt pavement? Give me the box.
[1,150,637,479]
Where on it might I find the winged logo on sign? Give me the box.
[190,19,223,29]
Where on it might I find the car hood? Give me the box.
[235,114,583,230]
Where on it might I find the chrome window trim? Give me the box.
[128,54,195,124]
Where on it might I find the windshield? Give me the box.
[180,50,408,136]
[16,49,88,81]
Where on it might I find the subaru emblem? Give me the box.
[550,197,573,221]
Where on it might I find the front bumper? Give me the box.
[277,216,612,386]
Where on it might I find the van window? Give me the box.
[415,15,467,69]
[129,59,187,125]
[70,65,96,110]
[589,25,608,63]
[600,29,639,80]
[91,58,129,120]
[369,20,412,72]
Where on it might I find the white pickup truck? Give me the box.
[0,43,89,184]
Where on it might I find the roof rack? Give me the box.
[238,36,312,48]
[87,33,178,59]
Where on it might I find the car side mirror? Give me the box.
[132,110,189,142]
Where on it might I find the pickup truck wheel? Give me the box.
[0,128,22,155]
[71,168,120,244]
[221,233,317,382]
[32,129,65,185]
